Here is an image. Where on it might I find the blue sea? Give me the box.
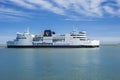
[0,46,120,80]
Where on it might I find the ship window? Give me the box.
[16,37,26,39]
[53,39,65,42]
[33,37,43,41]
[71,34,76,36]
[80,39,86,40]
[73,37,86,38]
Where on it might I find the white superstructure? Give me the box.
[7,29,34,46]
[7,28,100,48]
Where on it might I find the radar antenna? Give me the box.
[27,27,30,33]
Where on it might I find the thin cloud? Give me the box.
[103,6,115,14]
[0,0,120,21]
[9,0,36,9]
[0,7,34,21]
[0,8,25,16]
[27,0,65,15]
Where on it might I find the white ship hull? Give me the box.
[7,40,99,48]
[7,45,99,48]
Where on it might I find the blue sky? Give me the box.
[0,0,120,44]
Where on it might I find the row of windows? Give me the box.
[16,37,26,39]
[73,37,86,38]
[53,39,65,42]
[33,43,53,45]
[71,34,86,36]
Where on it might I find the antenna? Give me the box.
[73,25,78,32]
[73,25,75,32]
[27,27,30,33]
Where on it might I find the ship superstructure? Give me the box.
[7,28,100,48]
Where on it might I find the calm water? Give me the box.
[0,46,120,80]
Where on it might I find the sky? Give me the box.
[0,0,120,44]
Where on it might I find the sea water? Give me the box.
[0,46,120,80]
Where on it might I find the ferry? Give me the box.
[7,28,100,48]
